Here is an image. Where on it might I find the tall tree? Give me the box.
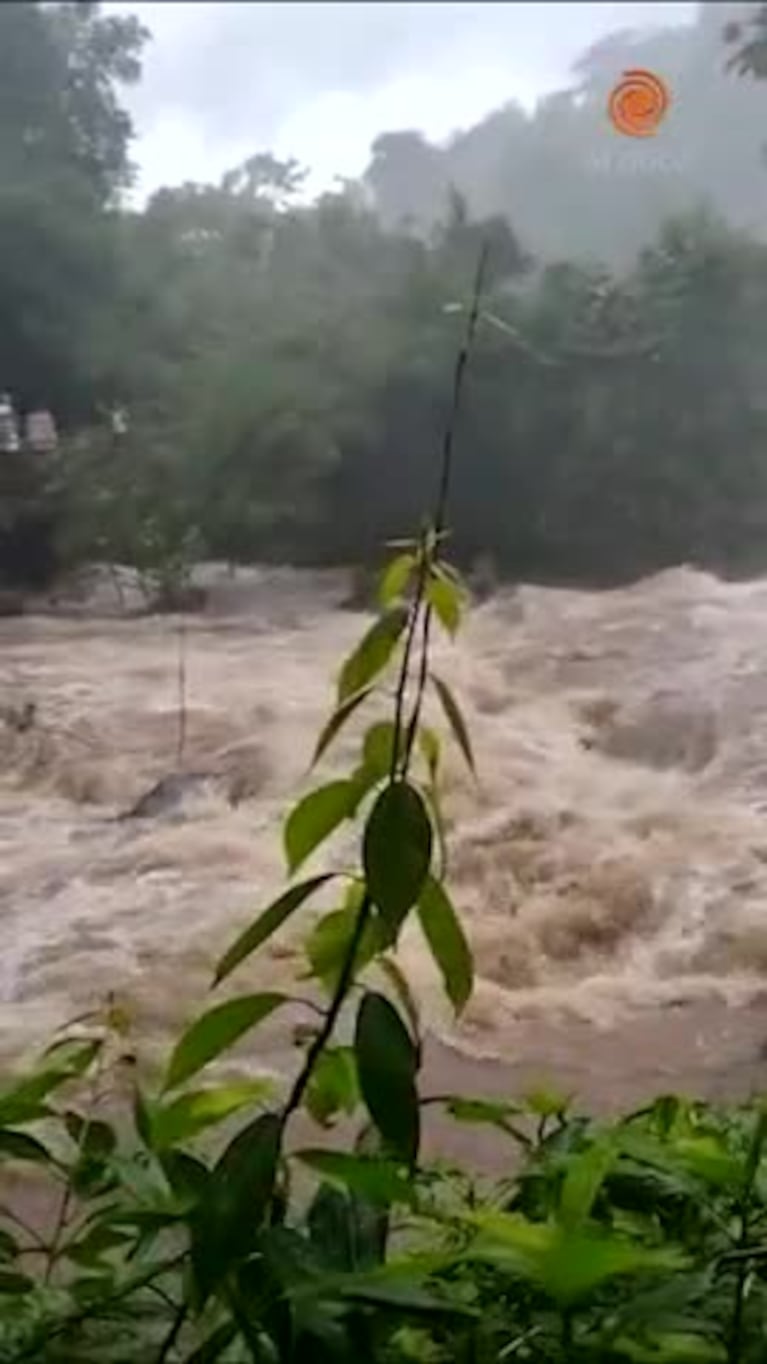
[0,2,146,422]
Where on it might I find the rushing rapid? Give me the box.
[3,562,767,1101]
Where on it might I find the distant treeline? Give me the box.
[4,2,767,588]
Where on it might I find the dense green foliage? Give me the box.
[5,4,767,587]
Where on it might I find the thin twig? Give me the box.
[156,1301,188,1363]
[280,245,489,1139]
[11,1252,189,1362]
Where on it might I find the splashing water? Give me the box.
[3,562,767,1093]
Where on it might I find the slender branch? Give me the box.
[11,1252,189,1362]
[435,242,489,537]
[281,891,373,1125]
[403,241,489,771]
[0,1205,49,1254]
[281,245,489,1138]
[156,1301,188,1363]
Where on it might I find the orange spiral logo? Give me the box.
[608,69,670,138]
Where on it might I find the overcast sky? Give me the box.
[111,1,697,200]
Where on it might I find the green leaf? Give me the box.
[444,1096,524,1129]
[284,780,356,874]
[417,875,473,1013]
[192,1111,282,1304]
[426,575,462,637]
[355,992,420,1167]
[559,1139,614,1229]
[305,898,382,992]
[336,1276,473,1317]
[418,726,441,780]
[296,1149,415,1207]
[525,1085,572,1120]
[378,553,416,608]
[362,721,402,781]
[377,956,421,1044]
[307,1183,386,1272]
[164,993,287,1091]
[363,782,432,939]
[64,1113,117,1158]
[312,684,374,766]
[134,1085,154,1150]
[465,1212,686,1306]
[214,874,336,984]
[305,1048,359,1128]
[0,1065,83,1126]
[40,1037,102,1076]
[430,673,475,776]
[338,607,408,703]
[0,1270,33,1293]
[185,1322,240,1363]
[0,1129,52,1165]
[65,1225,131,1269]
[160,1149,210,1203]
[152,1079,275,1149]
[0,1229,19,1263]
[610,1333,725,1362]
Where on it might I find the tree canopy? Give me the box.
[5,1,767,588]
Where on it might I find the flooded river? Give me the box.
[3,561,767,1111]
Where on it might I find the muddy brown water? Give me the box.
[3,560,767,1142]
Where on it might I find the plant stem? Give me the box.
[281,245,489,1139]
[11,1252,189,1362]
[281,891,373,1126]
[156,1301,187,1363]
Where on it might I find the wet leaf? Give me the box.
[214,874,336,984]
[0,1270,33,1293]
[465,1212,686,1306]
[362,720,402,781]
[363,782,432,939]
[192,1111,282,1304]
[377,956,421,1044]
[165,993,287,1090]
[418,726,441,780]
[559,1139,614,1229]
[308,1182,386,1271]
[525,1085,572,1120]
[430,673,475,775]
[297,1149,415,1206]
[0,1129,53,1165]
[417,875,473,1013]
[355,992,420,1166]
[284,780,356,873]
[305,896,382,992]
[445,1096,526,1135]
[336,1276,473,1317]
[426,575,462,637]
[378,552,416,608]
[185,1321,240,1363]
[152,1079,274,1149]
[313,685,375,765]
[338,607,408,703]
[305,1048,359,1128]
[64,1113,117,1158]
